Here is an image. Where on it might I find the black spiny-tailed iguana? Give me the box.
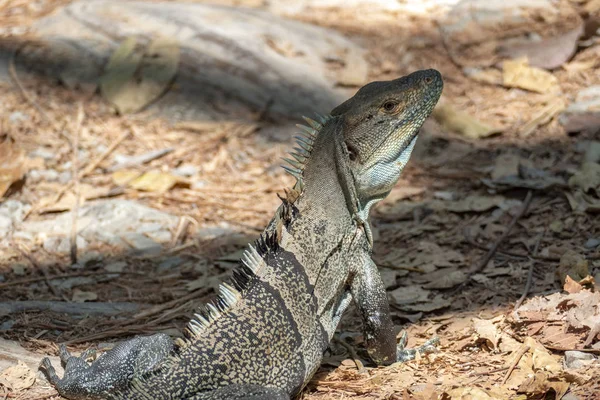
[40,69,444,400]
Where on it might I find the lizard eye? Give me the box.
[381,100,399,113]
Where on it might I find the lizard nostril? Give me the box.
[424,76,433,84]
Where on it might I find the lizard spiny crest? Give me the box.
[183,234,277,340]
[282,114,330,191]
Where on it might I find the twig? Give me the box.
[66,288,211,344]
[0,270,146,290]
[0,301,148,317]
[108,147,175,172]
[8,50,56,127]
[15,244,61,299]
[512,231,544,319]
[170,216,196,247]
[332,337,366,373]
[501,345,530,384]
[69,104,84,264]
[80,128,132,177]
[469,190,534,277]
[379,264,424,273]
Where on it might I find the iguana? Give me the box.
[40,69,443,400]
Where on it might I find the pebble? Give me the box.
[29,148,55,160]
[584,238,600,249]
[560,86,600,133]
[564,350,597,369]
[172,165,199,177]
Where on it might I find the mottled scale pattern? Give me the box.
[112,246,328,399]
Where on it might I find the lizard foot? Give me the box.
[396,331,439,363]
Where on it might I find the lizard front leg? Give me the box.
[350,256,397,365]
[351,256,438,365]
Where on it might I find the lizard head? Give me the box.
[331,69,443,222]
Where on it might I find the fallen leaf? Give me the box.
[443,195,509,213]
[473,318,501,349]
[72,289,98,303]
[519,98,566,137]
[0,361,35,391]
[517,371,569,398]
[565,190,600,213]
[432,102,501,139]
[100,36,180,114]
[112,170,188,193]
[422,269,468,289]
[464,67,503,85]
[0,135,26,198]
[564,275,583,294]
[447,386,510,400]
[490,154,520,180]
[503,57,560,94]
[556,250,589,285]
[129,171,184,193]
[568,162,600,193]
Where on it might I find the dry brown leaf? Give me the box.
[422,268,468,289]
[564,190,600,213]
[490,154,520,180]
[0,361,35,391]
[564,275,583,294]
[0,135,26,198]
[447,386,512,400]
[432,102,501,139]
[503,57,560,94]
[473,318,501,350]
[517,371,570,398]
[443,195,508,213]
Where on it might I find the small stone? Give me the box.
[560,86,600,133]
[191,180,207,189]
[28,169,59,182]
[11,263,27,276]
[121,232,163,255]
[584,238,600,249]
[43,237,62,253]
[564,350,596,369]
[58,171,72,184]
[9,111,29,123]
[79,251,103,265]
[172,165,199,177]
[29,148,55,160]
[549,220,564,233]
[0,320,15,331]
[105,261,127,273]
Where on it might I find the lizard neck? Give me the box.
[279,122,356,286]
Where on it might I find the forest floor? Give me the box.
[0,0,599,399]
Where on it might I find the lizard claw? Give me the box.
[396,331,439,363]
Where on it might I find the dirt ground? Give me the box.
[0,0,599,399]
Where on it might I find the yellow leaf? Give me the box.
[503,57,560,94]
[129,171,183,193]
[432,102,502,139]
[112,169,142,186]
